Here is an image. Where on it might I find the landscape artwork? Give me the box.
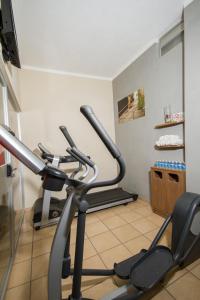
[118,88,145,123]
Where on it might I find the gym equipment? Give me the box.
[60,125,138,211]
[33,142,99,229]
[48,106,200,300]
[0,124,69,231]
[34,126,137,230]
[1,108,199,300]
[33,142,79,229]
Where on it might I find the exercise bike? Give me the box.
[0,107,200,300]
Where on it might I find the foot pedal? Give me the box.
[130,246,174,290]
[114,250,146,279]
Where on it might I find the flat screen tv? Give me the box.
[0,0,21,68]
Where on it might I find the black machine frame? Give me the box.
[48,106,200,300]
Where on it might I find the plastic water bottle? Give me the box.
[182,162,186,170]
[160,160,164,168]
[178,161,183,170]
[163,161,166,168]
[163,160,166,168]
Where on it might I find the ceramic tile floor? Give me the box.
[5,198,200,300]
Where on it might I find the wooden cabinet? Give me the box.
[150,167,186,217]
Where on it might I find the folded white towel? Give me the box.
[156,135,183,146]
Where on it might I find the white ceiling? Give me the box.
[12,0,188,79]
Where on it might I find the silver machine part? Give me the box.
[78,163,89,181]
[76,163,98,183]
[101,285,129,300]
[40,189,53,227]
[39,156,61,228]
[70,162,82,179]
[88,164,98,183]
[0,125,45,174]
[34,216,60,229]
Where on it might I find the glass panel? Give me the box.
[8,100,24,246]
[0,181,11,284]
[0,85,12,293]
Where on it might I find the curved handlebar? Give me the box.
[42,152,77,164]
[80,106,121,159]
[38,143,51,155]
[0,125,45,174]
[67,148,86,166]
[71,147,95,168]
[59,126,76,148]
[79,164,89,181]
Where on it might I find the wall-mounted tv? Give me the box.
[0,0,21,68]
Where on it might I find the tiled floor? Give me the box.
[5,199,200,300]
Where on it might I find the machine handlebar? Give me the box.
[38,143,51,155]
[80,106,121,159]
[71,147,95,168]
[59,126,76,148]
[0,125,45,174]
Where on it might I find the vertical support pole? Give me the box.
[62,231,71,278]
[41,189,51,225]
[71,200,88,299]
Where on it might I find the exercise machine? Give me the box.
[60,125,138,211]
[49,107,200,300]
[33,142,98,229]
[33,142,80,229]
[34,126,137,229]
[1,107,200,300]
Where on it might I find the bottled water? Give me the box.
[181,162,186,170]
[154,160,186,170]
[164,160,168,169]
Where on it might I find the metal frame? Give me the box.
[48,185,200,300]
[0,82,13,300]
[48,148,126,300]
[34,156,62,229]
[0,55,23,299]
[5,91,23,250]
[82,196,133,214]
[0,55,21,112]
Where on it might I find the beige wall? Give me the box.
[6,64,20,104]
[18,69,116,208]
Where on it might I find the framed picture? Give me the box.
[118,88,145,123]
